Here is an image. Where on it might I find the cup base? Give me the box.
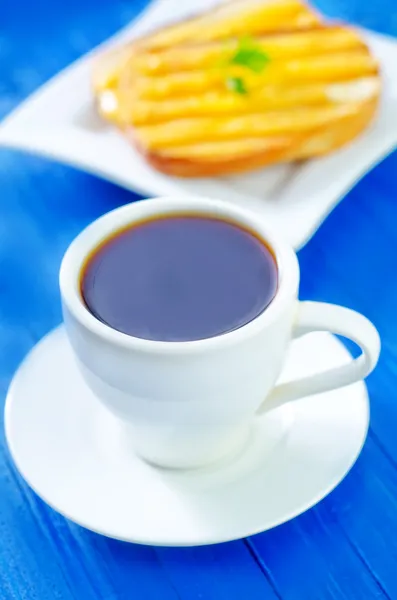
[104,403,294,472]
[116,420,252,470]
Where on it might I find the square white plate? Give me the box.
[1,0,397,248]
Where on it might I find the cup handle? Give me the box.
[258,301,381,414]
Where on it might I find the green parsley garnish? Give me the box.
[229,36,270,73]
[224,36,270,94]
[226,76,247,95]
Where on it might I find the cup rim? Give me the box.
[59,196,299,355]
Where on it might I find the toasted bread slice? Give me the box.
[93,0,381,177]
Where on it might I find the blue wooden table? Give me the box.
[1,1,397,598]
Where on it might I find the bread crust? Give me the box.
[132,97,378,176]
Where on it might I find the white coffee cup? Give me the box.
[60,197,380,469]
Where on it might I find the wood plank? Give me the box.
[247,136,397,600]
[247,441,396,599]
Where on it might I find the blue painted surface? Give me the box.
[1,0,397,598]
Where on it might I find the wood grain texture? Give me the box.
[1,0,397,599]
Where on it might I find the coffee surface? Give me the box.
[81,215,278,341]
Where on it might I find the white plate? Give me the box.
[5,326,369,546]
[1,0,397,248]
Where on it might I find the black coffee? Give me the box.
[80,215,278,342]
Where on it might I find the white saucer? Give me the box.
[5,326,369,546]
